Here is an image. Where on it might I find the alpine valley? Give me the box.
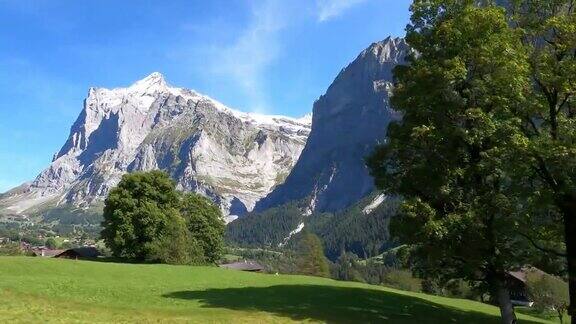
[228,37,408,258]
[1,37,408,255]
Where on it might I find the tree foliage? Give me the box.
[332,252,365,282]
[0,243,27,256]
[369,0,576,321]
[225,202,304,248]
[527,269,570,324]
[101,171,224,265]
[367,2,535,322]
[504,0,576,317]
[310,195,399,260]
[45,237,58,250]
[181,193,225,263]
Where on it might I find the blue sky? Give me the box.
[0,0,411,192]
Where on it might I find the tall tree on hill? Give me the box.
[367,2,534,323]
[101,171,224,264]
[504,1,576,320]
[101,171,184,261]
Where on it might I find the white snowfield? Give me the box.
[0,72,311,220]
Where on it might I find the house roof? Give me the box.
[56,247,100,258]
[507,267,547,283]
[219,261,264,271]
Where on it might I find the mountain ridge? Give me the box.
[254,37,409,214]
[1,36,409,225]
[0,73,311,222]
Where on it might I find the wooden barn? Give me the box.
[55,247,100,260]
[506,267,548,307]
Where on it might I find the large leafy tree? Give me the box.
[505,0,576,319]
[101,171,183,261]
[101,171,224,264]
[367,1,533,322]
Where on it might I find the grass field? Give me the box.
[0,257,561,323]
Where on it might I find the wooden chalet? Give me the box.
[505,267,548,307]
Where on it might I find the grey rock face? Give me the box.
[255,37,409,213]
[0,73,311,221]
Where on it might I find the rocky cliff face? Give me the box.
[0,73,311,222]
[254,37,409,214]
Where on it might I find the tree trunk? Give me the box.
[560,199,576,324]
[491,276,517,324]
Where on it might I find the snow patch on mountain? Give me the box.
[279,222,305,247]
[363,194,387,215]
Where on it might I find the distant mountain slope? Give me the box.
[254,37,409,214]
[226,193,400,260]
[0,73,311,221]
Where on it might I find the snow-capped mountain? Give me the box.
[254,37,409,213]
[0,72,311,222]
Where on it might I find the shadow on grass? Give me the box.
[164,285,542,323]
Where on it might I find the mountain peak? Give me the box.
[297,113,313,125]
[129,72,168,93]
[2,70,312,218]
[255,38,406,214]
[361,37,408,63]
[140,71,165,82]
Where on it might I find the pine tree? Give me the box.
[296,232,330,277]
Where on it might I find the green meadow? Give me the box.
[0,257,559,323]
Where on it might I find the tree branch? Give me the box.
[532,153,560,192]
[517,231,567,257]
[557,93,571,114]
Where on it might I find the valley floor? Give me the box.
[0,257,559,323]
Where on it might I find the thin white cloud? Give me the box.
[317,0,367,22]
[195,1,290,114]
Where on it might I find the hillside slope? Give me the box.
[0,257,553,323]
[227,193,400,260]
